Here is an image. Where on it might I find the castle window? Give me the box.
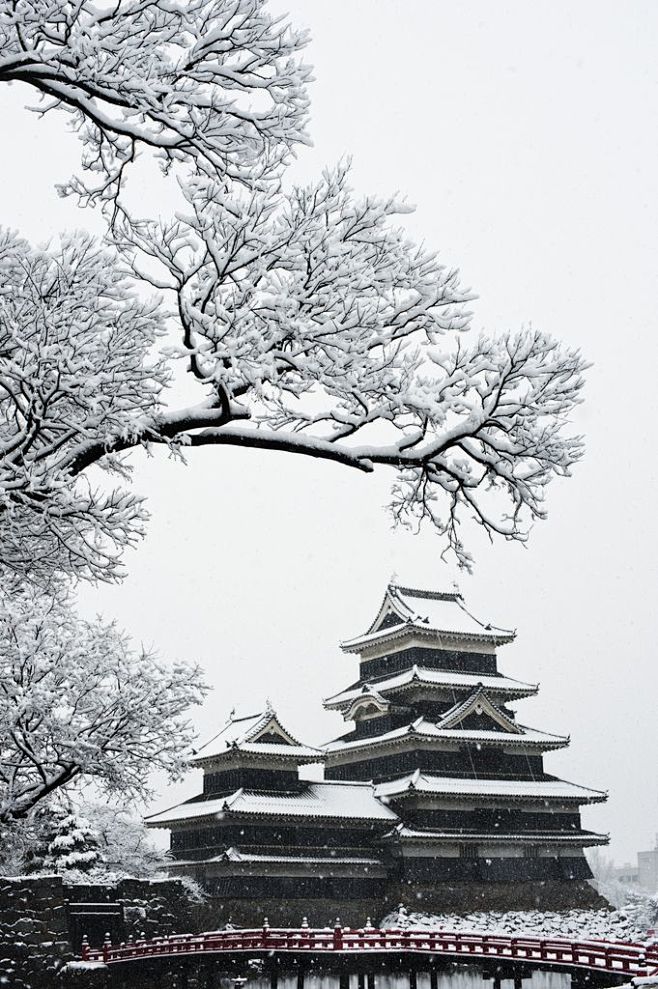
[459,844,479,858]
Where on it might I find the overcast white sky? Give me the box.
[1,0,657,865]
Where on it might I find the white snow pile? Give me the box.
[61,960,108,971]
[381,900,658,945]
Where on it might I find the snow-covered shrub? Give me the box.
[82,803,169,879]
[43,815,103,874]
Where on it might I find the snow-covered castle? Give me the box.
[147,583,608,922]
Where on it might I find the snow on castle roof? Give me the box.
[192,706,322,765]
[325,714,568,753]
[146,780,399,828]
[219,847,385,866]
[374,771,607,804]
[341,583,515,652]
[383,825,609,846]
[324,666,537,710]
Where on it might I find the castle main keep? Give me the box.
[147,584,608,922]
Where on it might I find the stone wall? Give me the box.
[0,875,198,989]
[382,879,610,915]
[0,875,71,988]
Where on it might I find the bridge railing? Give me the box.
[81,925,658,977]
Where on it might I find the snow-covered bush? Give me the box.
[42,815,103,874]
[82,804,169,879]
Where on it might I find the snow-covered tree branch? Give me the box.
[0,0,311,216]
[0,229,169,581]
[0,1,588,579]
[0,582,207,823]
[114,163,587,569]
[0,165,586,578]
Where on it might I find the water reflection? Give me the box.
[243,971,571,989]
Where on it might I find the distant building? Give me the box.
[147,583,609,922]
[612,863,640,885]
[638,839,658,892]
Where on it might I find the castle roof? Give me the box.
[325,719,568,753]
[192,707,322,766]
[324,666,537,712]
[383,824,609,846]
[216,848,386,867]
[375,771,607,804]
[341,583,515,653]
[325,687,569,754]
[146,780,399,828]
[168,847,389,877]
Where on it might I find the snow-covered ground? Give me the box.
[381,901,658,945]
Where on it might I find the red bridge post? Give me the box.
[333,920,343,951]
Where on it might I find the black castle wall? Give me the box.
[395,855,593,883]
[205,875,387,900]
[202,767,302,795]
[360,648,498,680]
[400,806,583,831]
[325,748,546,782]
[171,821,386,859]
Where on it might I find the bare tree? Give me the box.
[0,0,311,216]
[0,229,169,581]
[0,1,588,580]
[0,170,586,579]
[115,163,587,571]
[0,581,207,823]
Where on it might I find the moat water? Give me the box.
[144,968,577,989]
[246,973,571,989]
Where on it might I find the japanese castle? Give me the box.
[147,584,608,921]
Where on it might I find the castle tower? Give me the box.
[148,583,609,918]
[323,583,608,909]
[146,706,396,923]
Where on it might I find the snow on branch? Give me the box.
[0,0,311,215]
[114,163,587,570]
[0,229,169,582]
[0,1,589,580]
[0,581,207,824]
[0,161,586,579]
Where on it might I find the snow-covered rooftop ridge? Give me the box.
[219,847,384,865]
[324,666,537,709]
[146,780,400,827]
[192,705,321,763]
[325,714,568,752]
[385,825,609,845]
[374,771,607,803]
[341,582,515,651]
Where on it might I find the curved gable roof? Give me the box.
[192,706,321,764]
[342,583,515,652]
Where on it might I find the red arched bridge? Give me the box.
[81,923,658,979]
